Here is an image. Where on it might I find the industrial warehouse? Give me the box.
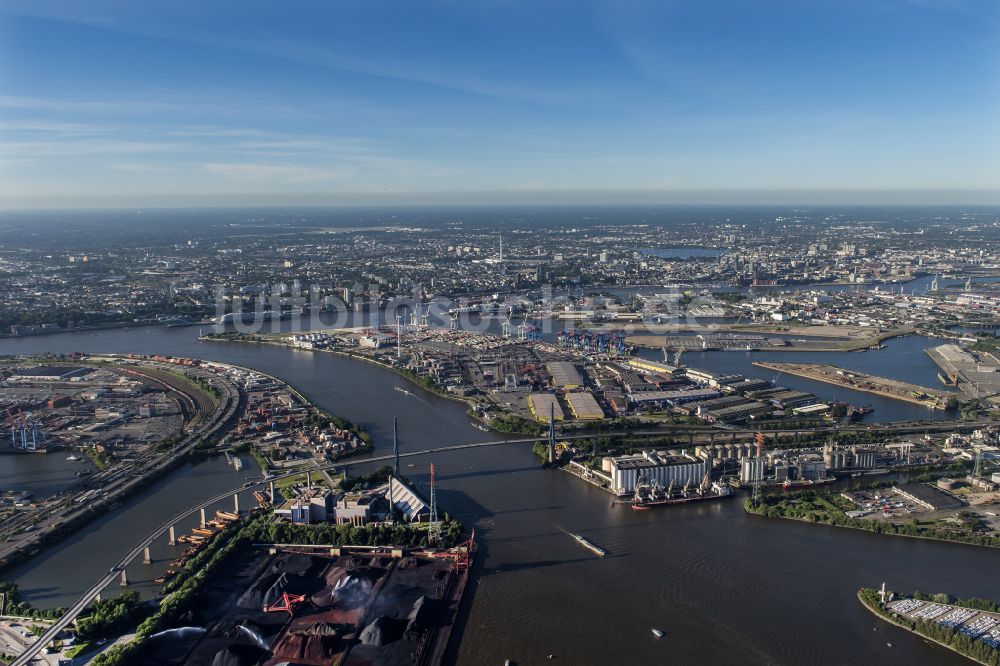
[601,451,709,496]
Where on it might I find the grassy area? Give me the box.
[154,367,220,413]
[746,485,1000,549]
[63,641,94,658]
[271,471,343,495]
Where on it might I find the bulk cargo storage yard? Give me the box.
[143,541,475,666]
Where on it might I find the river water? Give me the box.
[1,326,995,665]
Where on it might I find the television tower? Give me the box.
[428,463,441,544]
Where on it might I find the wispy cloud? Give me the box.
[0,139,179,158]
[0,120,110,133]
[0,94,176,115]
[109,161,171,173]
[202,162,350,182]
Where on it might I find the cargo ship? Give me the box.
[631,476,733,510]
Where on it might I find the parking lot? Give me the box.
[887,597,1000,650]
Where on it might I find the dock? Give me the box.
[752,361,953,408]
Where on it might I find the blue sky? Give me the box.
[0,0,997,207]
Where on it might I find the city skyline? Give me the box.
[0,0,998,208]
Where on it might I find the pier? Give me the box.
[752,361,953,408]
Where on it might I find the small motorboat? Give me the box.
[886,642,892,647]
[652,628,664,639]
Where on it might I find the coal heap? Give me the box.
[359,615,402,647]
[210,644,268,666]
[271,624,342,662]
[404,596,438,638]
[238,555,316,610]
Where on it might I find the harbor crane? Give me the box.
[264,592,307,616]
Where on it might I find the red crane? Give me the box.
[263,592,307,616]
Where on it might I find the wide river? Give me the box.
[1,326,995,665]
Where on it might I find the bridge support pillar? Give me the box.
[95,593,101,603]
[731,433,737,445]
[307,470,312,490]
[168,525,176,546]
[143,546,151,565]
[709,432,715,444]
[269,481,276,503]
[234,493,240,514]
[689,433,694,447]
[200,508,206,528]
[120,571,128,587]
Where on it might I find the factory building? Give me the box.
[626,358,684,377]
[274,488,335,524]
[628,389,720,408]
[564,391,605,420]
[797,458,827,481]
[546,362,584,389]
[853,449,877,468]
[602,451,709,495]
[892,484,963,511]
[740,457,766,483]
[10,365,94,382]
[385,477,430,522]
[823,446,848,470]
[528,393,564,421]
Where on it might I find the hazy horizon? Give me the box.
[2,0,999,210]
[1,189,999,213]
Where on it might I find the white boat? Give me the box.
[652,628,664,638]
[571,533,606,557]
[66,454,80,462]
[394,386,413,396]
